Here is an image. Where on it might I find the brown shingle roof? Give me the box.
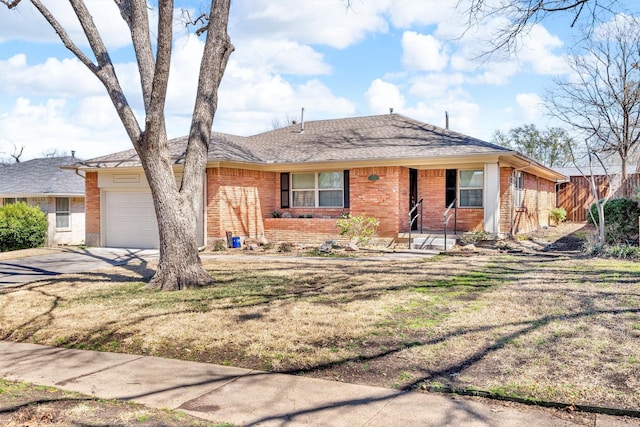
[245,114,510,163]
[78,114,511,167]
[0,156,85,196]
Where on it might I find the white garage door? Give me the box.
[105,192,159,248]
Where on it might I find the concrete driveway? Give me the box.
[0,248,159,285]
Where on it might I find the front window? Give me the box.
[3,197,26,206]
[55,197,70,229]
[291,172,344,207]
[459,170,483,207]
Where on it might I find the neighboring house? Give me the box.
[73,114,566,249]
[555,165,640,222]
[0,156,85,246]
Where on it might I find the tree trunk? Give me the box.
[139,143,213,291]
[7,0,232,290]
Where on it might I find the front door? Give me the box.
[409,168,418,231]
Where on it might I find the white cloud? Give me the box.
[0,1,131,49]
[0,54,103,97]
[365,79,405,114]
[517,24,568,75]
[235,39,331,75]
[516,93,545,122]
[0,97,130,160]
[231,0,388,49]
[408,73,466,99]
[402,87,481,135]
[401,31,448,72]
[386,0,458,29]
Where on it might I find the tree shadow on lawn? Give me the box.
[2,251,639,411]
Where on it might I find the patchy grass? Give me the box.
[0,249,639,413]
[0,378,221,426]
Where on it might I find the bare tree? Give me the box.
[461,0,623,56]
[271,112,301,130]
[568,135,620,243]
[2,0,234,290]
[41,148,69,158]
[9,142,23,163]
[0,140,25,163]
[546,17,640,196]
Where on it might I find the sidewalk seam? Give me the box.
[55,354,145,386]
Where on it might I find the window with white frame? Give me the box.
[459,170,483,207]
[3,197,27,205]
[514,171,524,208]
[55,197,70,229]
[291,171,344,208]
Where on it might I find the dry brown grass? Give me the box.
[0,379,214,426]
[0,243,639,412]
[0,247,68,261]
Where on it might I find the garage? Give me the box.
[104,191,159,248]
[103,190,205,249]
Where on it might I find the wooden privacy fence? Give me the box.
[557,173,640,222]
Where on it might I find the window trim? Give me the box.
[55,197,71,230]
[3,197,26,206]
[289,171,345,208]
[458,169,484,208]
[514,171,524,208]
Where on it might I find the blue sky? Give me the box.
[0,0,638,161]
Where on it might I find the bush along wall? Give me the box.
[588,198,640,245]
[0,202,48,251]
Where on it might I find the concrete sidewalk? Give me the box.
[0,341,631,426]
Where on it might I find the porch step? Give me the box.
[411,236,457,250]
[396,230,462,251]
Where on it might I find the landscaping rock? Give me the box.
[345,241,359,251]
[319,242,333,253]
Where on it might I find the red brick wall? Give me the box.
[417,169,484,232]
[499,167,512,234]
[499,167,558,235]
[264,218,347,244]
[207,167,276,241]
[350,166,406,237]
[266,166,408,239]
[85,172,100,246]
[205,164,559,243]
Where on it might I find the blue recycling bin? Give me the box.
[231,237,241,248]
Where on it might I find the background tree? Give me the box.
[493,124,574,167]
[0,139,24,163]
[41,148,69,158]
[546,16,640,196]
[462,0,624,56]
[2,0,234,290]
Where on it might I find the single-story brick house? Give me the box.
[0,156,85,246]
[72,114,566,249]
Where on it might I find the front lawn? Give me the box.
[0,248,638,412]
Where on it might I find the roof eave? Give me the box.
[504,153,568,181]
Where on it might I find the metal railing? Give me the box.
[443,199,457,250]
[407,199,423,249]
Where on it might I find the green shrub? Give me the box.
[588,198,640,245]
[277,242,295,253]
[0,202,48,251]
[549,207,567,224]
[586,241,640,260]
[336,213,380,246]
[461,230,489,245]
